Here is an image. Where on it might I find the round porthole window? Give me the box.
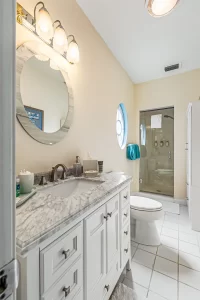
[116,103,128,149]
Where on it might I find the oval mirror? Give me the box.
[16,42,74,145]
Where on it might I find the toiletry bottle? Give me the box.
[73,156,82,177]
[16,177,20,197]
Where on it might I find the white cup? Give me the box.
[19,173,34,194]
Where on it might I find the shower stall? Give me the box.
[139,107,174,197]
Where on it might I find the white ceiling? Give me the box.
[77,0,200,83]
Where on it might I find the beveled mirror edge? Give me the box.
[16,42,74,145]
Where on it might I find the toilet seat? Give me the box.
[130,196,162,212]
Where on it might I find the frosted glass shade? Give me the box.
[53,26,67,54]
[147,0,180,17]
[67,41,80,64]
[36,7,53,41]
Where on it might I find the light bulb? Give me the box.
[36,7,53,41]
[147,0,180,17]
[53,25,67,54]
[53,26,67,47]
[50,59,59,70]
[67,39,80,64]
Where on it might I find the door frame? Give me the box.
[139,106,175,197]
[0,0,16,299]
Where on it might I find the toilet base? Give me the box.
[133,220,161,246]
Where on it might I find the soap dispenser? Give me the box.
[73,156,82,177]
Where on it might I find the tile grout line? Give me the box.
[146,212,165,299]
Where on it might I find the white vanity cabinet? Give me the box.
[17,183,131,300]
[84,194,120,300]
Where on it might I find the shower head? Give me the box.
[164,115,174,120]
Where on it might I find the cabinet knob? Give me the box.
[124,230,128,235]
[107,212,112,218]
[124,195,128,199]
[105,284,110,292]
[62,249,70,259]
[63,286,70,297]
[124,248,128,253]
[124,213,128,217]
[104,215,108,221]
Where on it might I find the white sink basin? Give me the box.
[41,179,104,198]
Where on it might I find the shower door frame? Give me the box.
[139,106,175,197]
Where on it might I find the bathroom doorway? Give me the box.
[139,107,174,197]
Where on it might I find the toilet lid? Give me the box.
[130,196,162,212]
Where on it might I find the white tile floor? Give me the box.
[123,206,200,300]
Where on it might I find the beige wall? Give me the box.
[16,0,135,181]
[134,69,200,199]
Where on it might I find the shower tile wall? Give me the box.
[139,108,174,197]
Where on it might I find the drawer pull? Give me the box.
[104,215,108,221]
[105,284,110,292]
[124,213,128,217]
[62,249,70,259]
[124,248,128,253]
[63,286,70,297]
[107,212,112,218]
[124,230,128,235]
[124,195,128,199]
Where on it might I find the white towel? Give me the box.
[110,283,138,300]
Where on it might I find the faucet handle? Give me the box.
[61,170,67,180]
[39,175,47,186]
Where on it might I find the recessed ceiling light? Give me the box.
[146,0,180,17]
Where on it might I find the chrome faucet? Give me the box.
[50,164,68,182]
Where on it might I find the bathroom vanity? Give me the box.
[16,172,132,300]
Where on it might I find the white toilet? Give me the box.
[130,196,163,246]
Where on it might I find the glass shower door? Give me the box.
[139,108,174,197]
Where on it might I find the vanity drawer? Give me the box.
[41,258,83,300]
[121,204,130,227]
[40,222,83,293]
[120,186,130,208]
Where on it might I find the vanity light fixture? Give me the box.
[52,20,67,54]
[16,2,80,65]
[67,35,80,64]
[34,2,54,41]
[145,0,180,17]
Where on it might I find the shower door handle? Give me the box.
[168,151,171,159]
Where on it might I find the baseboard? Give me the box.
[131,192,187,206]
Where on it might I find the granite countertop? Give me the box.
[16,172,132,255]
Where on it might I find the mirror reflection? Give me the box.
[20,56,69,133]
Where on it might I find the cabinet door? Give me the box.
[84,205,106,300]
[106,195,120,273]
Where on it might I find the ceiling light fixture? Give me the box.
[146,0,180,17]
